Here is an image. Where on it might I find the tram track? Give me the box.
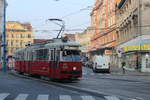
[9,70,123,100]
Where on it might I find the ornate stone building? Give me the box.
[90,0,117,66]
[75,27,93,56]
[6,21,34,56]
[116,0,150,72]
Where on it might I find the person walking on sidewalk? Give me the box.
[122,61,126,74]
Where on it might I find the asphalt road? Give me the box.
[0,72,104,100]
[72,67,150,100]
[1,67,150,100]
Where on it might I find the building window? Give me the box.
[11,41,13,46]
[20,41,22,46]
[11,34,14,38]
[28,34,31,38]
[20,34,23,38]
[129,0,131,5]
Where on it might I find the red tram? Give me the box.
[14,38,82,80]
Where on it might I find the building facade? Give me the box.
[75,27,94,56]
[62,33,75,41]
[90,0,117,66]
[6,21,34,56]
[116,0,150,72]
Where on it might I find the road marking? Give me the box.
[81,96,95,100]
[14,94,28,100]
[104,96,120,100]
[59,95,72,100]
[37,94,49,100]
[135,97,144,100]
[0,93,10,100]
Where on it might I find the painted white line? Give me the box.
[37,95,49,100]
[81,96,95,100]
[59,95,72,100]
[104,96,120,100]
[14,94,29,100]
[0,93,10,100]
[135,97,144,100]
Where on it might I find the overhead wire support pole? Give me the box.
[48,18,65,38]
[2,0,7,72]
[57,20,65,38]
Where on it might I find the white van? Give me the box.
[92,55,110,73]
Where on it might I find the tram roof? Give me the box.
[14,38,81,53]
[13,48,26,53]
[45,38,80,47]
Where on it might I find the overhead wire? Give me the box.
[33,24,150,32]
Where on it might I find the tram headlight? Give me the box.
[73,67,77,71]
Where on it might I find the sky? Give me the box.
[6,0,94,39]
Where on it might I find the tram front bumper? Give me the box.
[61,70,82,78]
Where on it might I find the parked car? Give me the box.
[92,55,110,73]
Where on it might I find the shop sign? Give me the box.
[105,50,112,55]
[123,45,140,52]
[123,45,150,52]
[141,45,150,50]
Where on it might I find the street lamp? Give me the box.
[48,18,65,38]
[2,0,7,72]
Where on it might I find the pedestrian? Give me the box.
[121,61,126,74]
[8,57,15,70]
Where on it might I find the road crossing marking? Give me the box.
[37,95,49,100]
[81,96,95,100]
[14,94,29,100]
[104,96,120,100]
[59,95,72,100]
[0,93,121,100]
[0,93,10,100]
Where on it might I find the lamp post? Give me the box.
[48,18,65,38]
[2,0,7,72]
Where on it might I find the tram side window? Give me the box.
[50,50,54,61]
[36,49,43,61]
[35,49,49,61]
[43,49,49,60]
[14,53,19,60]
[18,52,24,61]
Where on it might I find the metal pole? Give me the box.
[138,0,142,71]
[57,20,65,38]
[48,18,65,38]
[2,0,7,72]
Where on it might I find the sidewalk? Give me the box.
[110,67,150,76]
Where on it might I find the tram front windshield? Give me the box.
[62,50,81,61]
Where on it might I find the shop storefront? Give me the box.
[117,39,150,72]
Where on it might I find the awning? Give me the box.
[117,39,150,52]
